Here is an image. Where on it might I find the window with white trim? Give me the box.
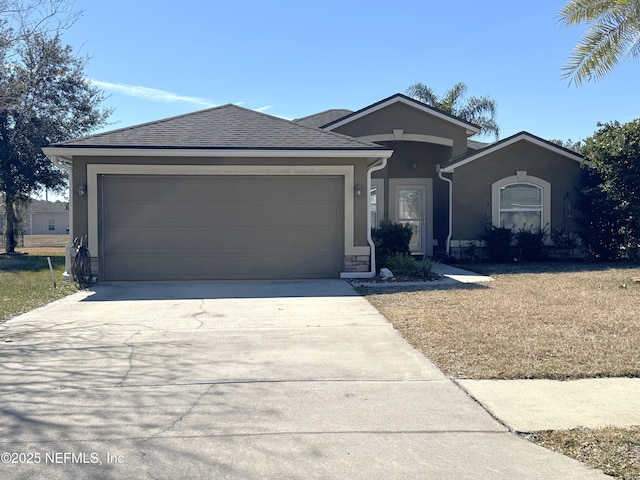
[48,218,55,231]
[499,183,542,230]
[370,179,384,228]
[491,173,550,232]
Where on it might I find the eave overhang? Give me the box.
[43,146,394,161]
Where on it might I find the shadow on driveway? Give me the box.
[80,279,360,301]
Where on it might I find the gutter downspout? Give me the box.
[367,157,388,276]
[341,156,388,279]
[48,155,73,280]
[436,164,452,255]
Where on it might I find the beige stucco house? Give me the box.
[43,93,584,281]
[0,198,69,235]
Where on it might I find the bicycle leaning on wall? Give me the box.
[72,235,92,288]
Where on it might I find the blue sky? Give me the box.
[61,0,637,143]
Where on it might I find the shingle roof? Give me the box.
[28,199,68,213]
[293,109,354,128]
[467,139,492,151]
[52,104,385,151]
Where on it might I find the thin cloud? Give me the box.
[91,80,218,108]
[255,105,273,112]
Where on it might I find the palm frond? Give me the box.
[475,119,500,141]
[405,82,438,106]
[440,82,467,113]
[559,0,623,25]
[563,4,640,84]
[458,95,498,119]
[561,0,640,84]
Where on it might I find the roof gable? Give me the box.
[441,132,584,173]
[51,104,386,151]
[321,93,480,136]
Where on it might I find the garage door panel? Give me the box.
[104,176,341,201]
[104,226,340,252]
[103,252,340,280]
[101,175,345,280]
[104,200,341,229]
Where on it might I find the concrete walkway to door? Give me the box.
[0,280,608,479]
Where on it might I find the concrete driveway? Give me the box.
[0,280,608,479]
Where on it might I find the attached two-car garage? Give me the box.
[44,103,392,281]
[100,174,345,280]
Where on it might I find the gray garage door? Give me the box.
[100,175,344,280]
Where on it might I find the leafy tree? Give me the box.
[559,0,640,85]
[576,166,627,259]
[0,1,110,252]
[549,138,585,154]
[579,118,640,259]
[405,82,499,140]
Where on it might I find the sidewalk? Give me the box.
[457,377,640,432]
[433,263,494,283]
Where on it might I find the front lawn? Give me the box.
[361,262,640,380]
[360,262,640,479]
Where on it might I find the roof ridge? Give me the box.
[228,104,385,149]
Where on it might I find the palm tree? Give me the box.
[405,82,499,140]
[559,0,640,85]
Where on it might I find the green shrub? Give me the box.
[515,225,548,261]
[384,253,439,280]
[372,220,412,268]
[419,257,439,280]
[552,228,581,258]
[461,240,480,263]
[481,226,513,262]
[385,252,419,276]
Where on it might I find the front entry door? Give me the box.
[389,179,432,256]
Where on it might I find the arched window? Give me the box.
[499,183,543,230]
[492,173,550,231]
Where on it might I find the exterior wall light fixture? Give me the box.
[78,184,87,197]
[355,184,362,197]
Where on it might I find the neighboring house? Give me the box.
[0,198,69,235]
[42,93,583,281]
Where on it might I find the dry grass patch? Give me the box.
[531,426,640,479]
[14,234,68,256]
[362,263,640,379]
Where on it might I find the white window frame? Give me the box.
[370,178,384,229]
[491,172,551,231]
[48,218,56,231]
